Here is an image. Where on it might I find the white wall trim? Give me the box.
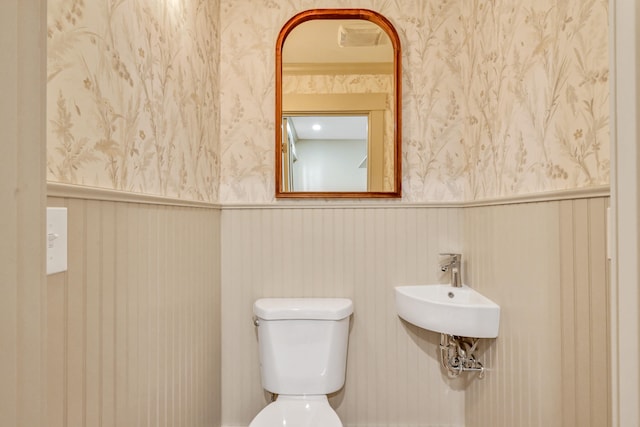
[47,182,221,209]
[48,182,608,210]
[1,1,47,425]
[221,185,609,210]
[460,185,610,207]
[610,0,640,425]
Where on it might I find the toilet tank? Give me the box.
[253,298,353,395]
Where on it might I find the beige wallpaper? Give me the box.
[47,0,220,202]
[46,0,608,203]
[219,0,609,203]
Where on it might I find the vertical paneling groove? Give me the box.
[172,206,179,427]
[85,200,101,426]
[68,198,86,427]
[126,203,139,426]
[46,197,221,427]
[573,199,591,427]
[138,204,149,427]
[161,206,169,427]
[465,198,609,427]
[102,201,116,427]
[147,205,158,427]
[47,197,67,427]
[176,206,184,427]
[559,200,577,427]
[115,203,128,427]
[588,199,609,426]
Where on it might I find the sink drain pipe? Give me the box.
[439,333,486,379]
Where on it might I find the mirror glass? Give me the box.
[276,9,402,198]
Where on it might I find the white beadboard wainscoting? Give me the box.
[43,193,608,427]
[46,196,222,427]
[221,206,466,427]
[464,198,610,427]
[221,197,609,427]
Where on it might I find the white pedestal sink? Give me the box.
[395,284,500,338]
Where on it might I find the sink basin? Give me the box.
[395,285,500,338]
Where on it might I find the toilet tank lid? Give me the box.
[253,298,353,320]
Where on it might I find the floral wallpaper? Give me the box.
[46,0,609,203]
[47,0,220,202]
[219,0,609,202]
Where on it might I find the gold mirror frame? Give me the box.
[275,9,402,198]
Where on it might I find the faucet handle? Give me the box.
[440,253,463,287]
[439,253,461,271]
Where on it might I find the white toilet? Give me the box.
[249,298,353,427]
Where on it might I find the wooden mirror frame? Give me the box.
[275,9,402,198]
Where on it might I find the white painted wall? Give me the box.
[0,1,47,426]
[292,139,367,191]
[610,0,640,425]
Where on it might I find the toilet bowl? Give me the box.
[250,298,352,427]
[248,395,341,427]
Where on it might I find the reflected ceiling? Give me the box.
[288,116,368,140]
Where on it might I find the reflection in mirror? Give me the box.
[283,115,369,192]
[275,9,401,198]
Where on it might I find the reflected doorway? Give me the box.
[282,113,386,192]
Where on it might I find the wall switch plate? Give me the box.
[47,207,68,275]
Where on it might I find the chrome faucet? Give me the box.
[440,253,462,287]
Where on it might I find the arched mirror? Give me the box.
[275,9,402,198]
